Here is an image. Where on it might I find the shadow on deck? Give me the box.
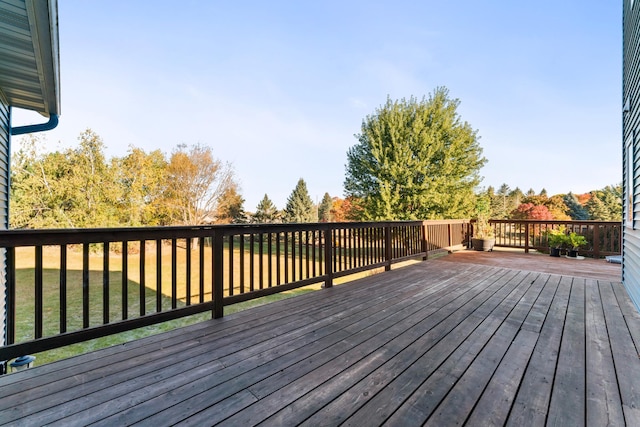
[0,250,638,426]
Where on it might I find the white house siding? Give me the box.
[623,0,640,309]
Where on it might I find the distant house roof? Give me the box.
[0,0,60,117]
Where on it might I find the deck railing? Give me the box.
[0,220,470,361]
[485,219,622,257]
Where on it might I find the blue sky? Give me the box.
[13,1,622,211]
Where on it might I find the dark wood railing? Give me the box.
[0,220,470,361]
[485,219,622,257]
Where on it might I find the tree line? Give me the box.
[478,184,622,222]
[10,87,622,229]
[10,130,338,228]
[10,130,243,228]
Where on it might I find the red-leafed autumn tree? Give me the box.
[511,203,553,220]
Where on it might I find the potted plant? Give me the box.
[546,226,568,257]
[471,196,495,251]
[566,231,587,258]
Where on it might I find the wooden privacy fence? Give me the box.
[0,220,470,361]
[485,219,622,257]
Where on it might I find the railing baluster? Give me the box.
[291,232,296,281]
[284,232,289,284]
[199,237,205,304]
[103,243,109,324]
[276,232,281,285]
[240,234,245,292]
[268,232,273,287]
[6,247,15,345]
[311,231,316,278]
[213,231,224,319]
[171,239,177,310]
[60,245,68,332]
[318,229,323,276]
[305,230,310,279]
[298,231,303,280]
[156,239,162,312]
[355,227,360,267]
[228,235,234,296]
[140,240,146,315]
[259,233,264,290]
[35,246,43,338]
[123,241,129,319]
[385,225,392,271]
[186,238,191,305]
[82,244,89,329]
[250,234,255,292]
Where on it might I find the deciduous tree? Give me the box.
[511,203,553,220]
[344,88,486,220]
[162,144,238,225]
[330,197,358,222]
[114,146,167,226]
[214,185,246,224]
[10,130,120,228]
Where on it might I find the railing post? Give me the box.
[593,225,601,258]
[323,225,333,288]
[422,222,428,260]
[213,231,224,319]
[524,224,530,253]
[385,224,392,271]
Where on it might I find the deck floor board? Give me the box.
[0,250,638,426]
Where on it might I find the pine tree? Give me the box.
[593,184,623,221]
[253,194,279,223]
[284,179,317,223]
[585,194,611,220]
[563,192,590,220]
[318,192,333,222]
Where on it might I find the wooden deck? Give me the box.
[440,248,622,282]
[0,251,638,426]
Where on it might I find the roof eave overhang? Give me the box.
[0,0,60,117]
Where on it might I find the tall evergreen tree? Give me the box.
[585,194,611,220]
[494,183,514,219]
[592,184,623,221]
[563,192,590,220]
[284,178,317,223]
[253,194,280,223]
[344,87,486,220]
[318,192,333,222]
[509,187,524,206]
